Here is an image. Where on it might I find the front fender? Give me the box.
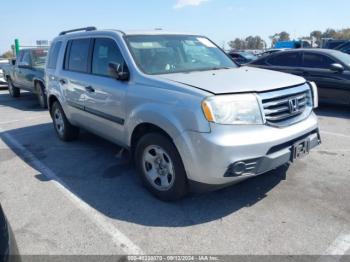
[125,103,186,146]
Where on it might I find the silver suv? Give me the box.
[45,27,321,201]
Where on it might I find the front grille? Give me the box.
[259,84,312,127]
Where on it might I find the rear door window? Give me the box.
[302,53,336,69]
[48,42,62,69]
[267,52,301,67]
[66,39,91,73]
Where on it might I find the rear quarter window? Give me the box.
[47,42,62,69]
[302,53,335,69]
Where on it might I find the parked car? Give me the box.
[0,59,10,85]
[322,39,348,50]
[46,27,320,201]
[248,49,350,105]
[228,51,257,65]
[259,48,289,57]
[335,41,350,55]
[0,204,20,262]
[3,48,48,108]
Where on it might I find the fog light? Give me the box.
[225,162,247,177]
[231,162,246,175]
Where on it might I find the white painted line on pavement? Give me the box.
[0,128,144,255]
[318,234,350,262]
[314,149,350,152]
[321,131,350,139]
[325,234,350,255]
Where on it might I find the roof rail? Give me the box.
[59,27,97,36]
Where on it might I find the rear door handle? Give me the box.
[85,86,95,93]
[59,79,67,85]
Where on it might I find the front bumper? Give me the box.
[174,112,320,187]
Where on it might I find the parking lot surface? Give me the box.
[0,89,349,256]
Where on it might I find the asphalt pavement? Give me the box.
[0,89,349,258]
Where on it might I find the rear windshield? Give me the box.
[31,49,48,67]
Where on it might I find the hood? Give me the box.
[158,67,306,94]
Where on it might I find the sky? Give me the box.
[1,0,350,53]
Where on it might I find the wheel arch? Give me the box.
[48,94,59,112]
[33,78,45,92]
[130,122,174,156]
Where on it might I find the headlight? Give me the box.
[201,94,263,125]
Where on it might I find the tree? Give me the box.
[322,28,337,39]
[269,31,291,47]
[228,36,266,50]
[279,31,290,41]
[245,36,266,50]
[310,30,322,40]
[228,38,246,50]
[335,28,350,39]
[1,50,13,59]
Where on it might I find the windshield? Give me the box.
[333,51,350,67]
[126,35,237,75]
[31,49,48,67]
[240,52,257,60]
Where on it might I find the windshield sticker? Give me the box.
[197,37,216,48]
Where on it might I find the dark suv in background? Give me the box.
[335,41,350,55]
[249,49,350,105]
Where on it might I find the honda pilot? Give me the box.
[45,27,321,201]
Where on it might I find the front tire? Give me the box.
[51,101,79,141]
[135,133,188,201]
[8,78,20,97]
[36,82,47,108]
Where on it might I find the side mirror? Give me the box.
[330,63,344,73]
[108,62,130,81]
[11,59,16,66]
[18,61,31,69]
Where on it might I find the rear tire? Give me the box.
[51,101,79,141]
[8,78,20,98]
[36,82,47,108]
[135,133,188,201]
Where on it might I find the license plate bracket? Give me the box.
[291,138,310,161]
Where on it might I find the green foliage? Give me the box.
[229,28,350,50]
[269,31,291,47]
[307,28,350,47]
[228,36,266,50]
[1,50,13,59]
